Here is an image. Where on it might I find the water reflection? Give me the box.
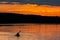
[0,24,60,40]
[0,32,39,40]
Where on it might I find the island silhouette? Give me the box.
[0,13,60,24]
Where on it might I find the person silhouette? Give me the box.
[15,31,21,37]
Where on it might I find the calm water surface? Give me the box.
[0,24,60,40]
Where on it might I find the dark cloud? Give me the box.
[0,0,60,6]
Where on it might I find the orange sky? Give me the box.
[0,3,60,16]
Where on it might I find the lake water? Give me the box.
[0,32,39,40]
[0,24,60,40]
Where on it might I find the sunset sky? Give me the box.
[0,0,60,6]
[0,0,60,16]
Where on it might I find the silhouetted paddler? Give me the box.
[15,32,20,37]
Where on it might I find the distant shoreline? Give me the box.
[0,13,60,24]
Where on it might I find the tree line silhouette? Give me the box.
[0,13,60,24]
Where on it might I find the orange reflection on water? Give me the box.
[0,24,60,35]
